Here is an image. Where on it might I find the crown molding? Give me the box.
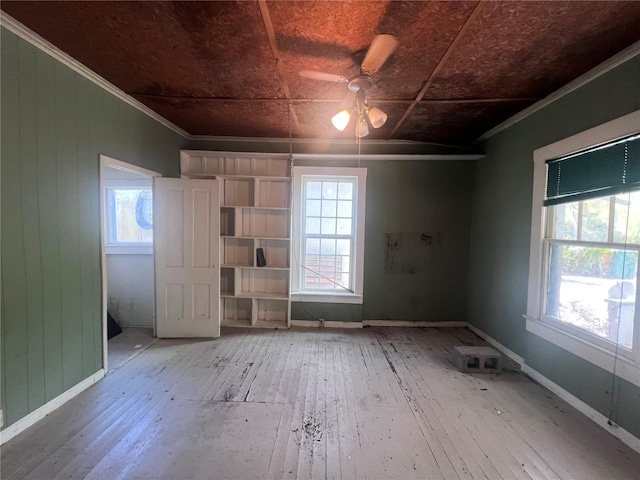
[190,135,431,146]
[292,153,483,161]
[476,39,640,143]
[0,12,190,138]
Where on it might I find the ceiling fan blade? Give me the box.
[360,34,399,74]
[299,70,349,84]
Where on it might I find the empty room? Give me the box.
[1,1,640,479]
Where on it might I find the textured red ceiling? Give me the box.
[425,1,640,100]
[394,101,536,145]
[3,1,640,146]
[2,1,283,98]
[136,97,290,137]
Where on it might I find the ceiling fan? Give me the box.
[298,34,399,137]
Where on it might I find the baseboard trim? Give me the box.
[465,324,526,364]
[466,325,640,454]
[363,320,468,328]
[521,364,640,454]
[291,320,363,328]
[290,320,468,328]
[0,369,105,445]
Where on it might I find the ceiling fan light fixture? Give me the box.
[331,109,351,131]
[367,106,387,128]
[355,116,369,138]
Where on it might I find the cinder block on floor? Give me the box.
[452,345,502,374]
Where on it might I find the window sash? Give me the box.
[300,176,357,293]
[542,238,638,358]
[543,190,639,353]
[301,236,354,292]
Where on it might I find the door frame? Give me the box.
[99,155,161,373]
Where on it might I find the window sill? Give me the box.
[105,245,153,255]
[291,292,363,304]
[524,315,640,388]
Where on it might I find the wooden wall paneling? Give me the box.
[257,179,289,208]
[122,99,140,165]
[35,49,64,403]
[236,157,252,176]
[258,239,288,268]
[1,29,30,423]
[102,82,121,160]
[220,207,234,236]
[88,85,106,372]
[55,62,84,391]
[224,238,253,266]
[76,75,97,379]
[18,39,46,412]
[220,268,234,297]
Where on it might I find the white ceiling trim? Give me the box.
[191,135,428,145]
[0,11,190,138]
[292,153,484,161]
[476,39,640,143]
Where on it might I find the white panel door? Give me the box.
[154,178,220,338]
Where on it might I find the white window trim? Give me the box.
[526,109,640,387]
[291,166,366,304]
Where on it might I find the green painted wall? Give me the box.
[0,28,187,429]
[467,55,640,437]
[291,159,474,322]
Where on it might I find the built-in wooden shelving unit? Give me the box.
[180,151,291,329]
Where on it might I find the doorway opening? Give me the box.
[99,155,160,372]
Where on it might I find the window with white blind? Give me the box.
[291,167,366,304]
[526,110,640,387]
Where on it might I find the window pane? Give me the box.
[337,218,352,235]
[320,238,336,255]
[306,217,320,234]
[552,201,578,240]
[338,182,353,200]
[337,200,352,218]
[336,239,351,256]
[322,182,338,199]
[581,197,609,242]
[321,200,337,217]
[304,268,320,289]
[546,243,636,348]
[306,182,322,199]
[306,199,321,216]
[321,218,336,234]
[305,254,320,269]
[111,189,153,244]
[614,191,640,244]
[306,238,320,255]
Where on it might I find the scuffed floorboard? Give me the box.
[2,327,638,480]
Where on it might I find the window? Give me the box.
[526,110,640,387]
[292,167,367,303]
[104,180,153,254]
[545,192,639,351]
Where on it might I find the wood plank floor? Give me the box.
[2,327,638,480]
